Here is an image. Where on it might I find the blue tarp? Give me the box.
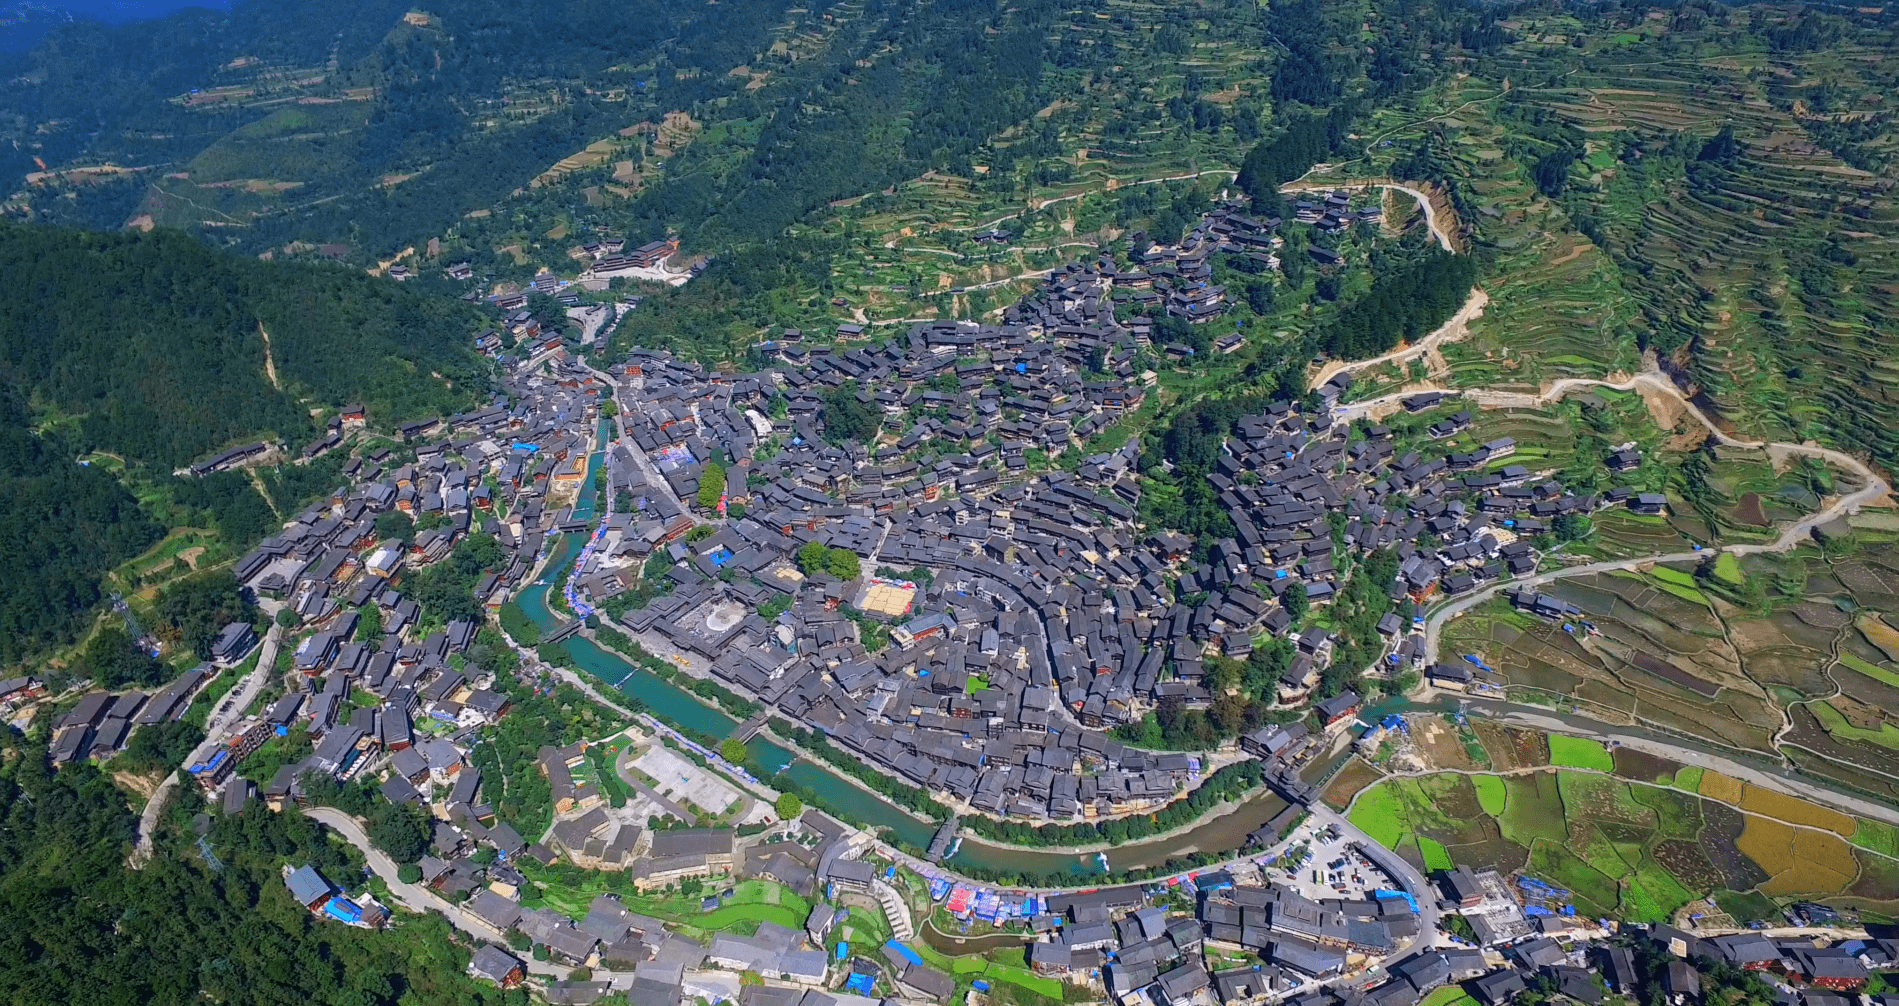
[836,943,849,960]
[324,898,363,923]
[846,974,875,995]
[1373,889,1419,913]
[885,941,923,967]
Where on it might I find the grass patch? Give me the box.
[1713,889,1780,925]
[1624,860,1697,922]
[1852,818,1899,859]
[1836,653,1899,689]
[1420,990,1477,1006]
[1548,735,1615,772]
[1527,841,1621,917]
[1473,774,1507,816]
[1349,781,1407,850]
[1712,553,1744,585]
[1419,836,1455,871]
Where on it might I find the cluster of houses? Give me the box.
[553,290,1673,823]
[455,815,936,1004]
[46,666,216,766]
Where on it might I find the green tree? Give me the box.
[796,540,828,575]
[355,605,382,643]
[374,509,415,545]
[821,385,881,444]
[719,737,748,764]
[397,862,423,884]
[153,570,258,661]
[697,461,726,511]
[274,607,300,628]
[119,719,204,774]
[824,548,861,581]
[367,802,432,864]
[82,625,167,688]
[1284,582,1309,624]
[774,793,803,820]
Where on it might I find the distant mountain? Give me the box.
[0,1,77,53]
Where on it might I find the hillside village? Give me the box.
[18,209,1753,1006]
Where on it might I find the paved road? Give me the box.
[1459,702,1899,829]
[303,806,571,978]
[585,361,687,515]
[1418,362,1888,666]
[131,610,285,867]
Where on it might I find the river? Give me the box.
[515,530,1290,883]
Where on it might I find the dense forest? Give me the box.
[0,223,488,468]
[0,224,487,667]
[0,394,161,664]
[0,726,530,1006]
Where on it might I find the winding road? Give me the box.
[1408,364,1888,671]
[303,805,571,979]
[131,610,286,868]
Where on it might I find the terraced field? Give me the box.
[1348,21,1899,467]
[1439,536,1899,804]
[1346,751,1899,922]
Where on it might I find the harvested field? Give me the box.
[1696,770,1746,805]
[1652,839,1724,896]
[1558,772,1655,829]
[1845,850,1899,910]
[1612,748,1679,785]
[1703,800,1773,892]
[1737,785,1856,836]
[1325,758,1385,811]
[1500,772,1568,846]
[1479,723,1549,769]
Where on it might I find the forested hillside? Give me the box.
[0,729,529,1006]
[0,223,487,468]
[0,222,489,665]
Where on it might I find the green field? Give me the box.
[1349,782,1408,850]
[1810,701,1899,750]
[1548,736,1615,772]
[1419,836,1455,872]
[1473,774,1507,816]
[1837,653,1899,690]
[1853,819,1899,858]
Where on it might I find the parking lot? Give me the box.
[1263,821,1402,902]
[629,744,742,817]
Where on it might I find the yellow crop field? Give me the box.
[1739,785,1856,836]
[1736,815,1795,872]
[1738,815,1857,896]
[1697,770,1745,804]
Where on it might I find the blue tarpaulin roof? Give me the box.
[885,941,923,967]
